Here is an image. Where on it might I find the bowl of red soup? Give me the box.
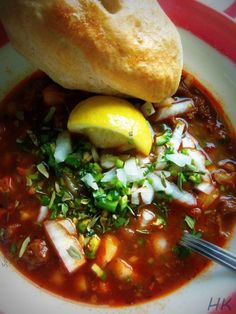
[0,1,236,314]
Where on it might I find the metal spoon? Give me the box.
[180,231,236,272]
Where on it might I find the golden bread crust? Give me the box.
[0,0,183,102]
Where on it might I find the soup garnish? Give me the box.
[0,72,235,306]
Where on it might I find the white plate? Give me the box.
[0,1,236,313]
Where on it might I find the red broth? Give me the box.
[0,71,235,306]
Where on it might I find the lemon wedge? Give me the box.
[67,96,152,155]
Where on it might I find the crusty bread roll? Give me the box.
[0,0,183,102]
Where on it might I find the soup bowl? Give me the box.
[0,1,236,314]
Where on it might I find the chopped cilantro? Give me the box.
[77,219,91,234]
[177,173,186,190]
[19,236,30,258]
[62,190,73,202]
[172,245,191,258]
[95,198,118,213]
[9,243,17,254]
[205,160,212,166]
[136,229,150,234]
[40,142,59,172]
[153,215,166,226]
[40,195,50,206]
[119,195,128,210]
[191,230,202,238]
[91,263,107,281]
[184,215,196,230]
[50,207,58,220]
[160,172,167,188]
[60,203,69,216]
[26,177,32,187]
[114,217,129,228]
[156,191,173,202]
[85,235,100,259]
[164,143,175,155]
[43,106,56,123]
[115,158,124,168]
[188,173,202,184]
[181,148,189,155]
[37,162,49,179]
[27,130,39,146]
[156,129,172,146]
[48,191,56,209]
[67,246,81,260]
[65,152,82,169]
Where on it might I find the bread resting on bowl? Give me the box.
[0,0,183,102]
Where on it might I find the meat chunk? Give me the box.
[177,80,194,98]
[217,196,236,215]
[193,95,209,118]
[216,196,236,238]
[218,160,236,172]
[0,176,13,193]
[2,223,22,242]
[213,169,236,189]
[23,239,50,268]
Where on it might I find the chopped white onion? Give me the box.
[165,181,197,207]
[155,99,194,121]
[58,218,77,234]
[154,97,174,108]
[137,155,151,167]
[182,133,197,149]
[139,209,156,227]
[166,152,192,167]
[140,180,155,205]
[81,173,98,190]
[100,154,116,169]
[124,158,143,182]
[218,159,236,167]
[131,184,140,205]
[44,219,86,273]
[116,168,127,186]
[169,121,185,152]
[147,121,155,139]
[201,173,212,183]
[141,102,155,117]
[139,167,149,177]
[131,192,140,205]
[155,146,168,170]
[195,182,215,195]
[187,149,207,173]
[154,170,171,178]
[101,169,116,183]
[54,131,72,163]
[37,206,48,223]
[148,173,165,191]
[91,146,99,162]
